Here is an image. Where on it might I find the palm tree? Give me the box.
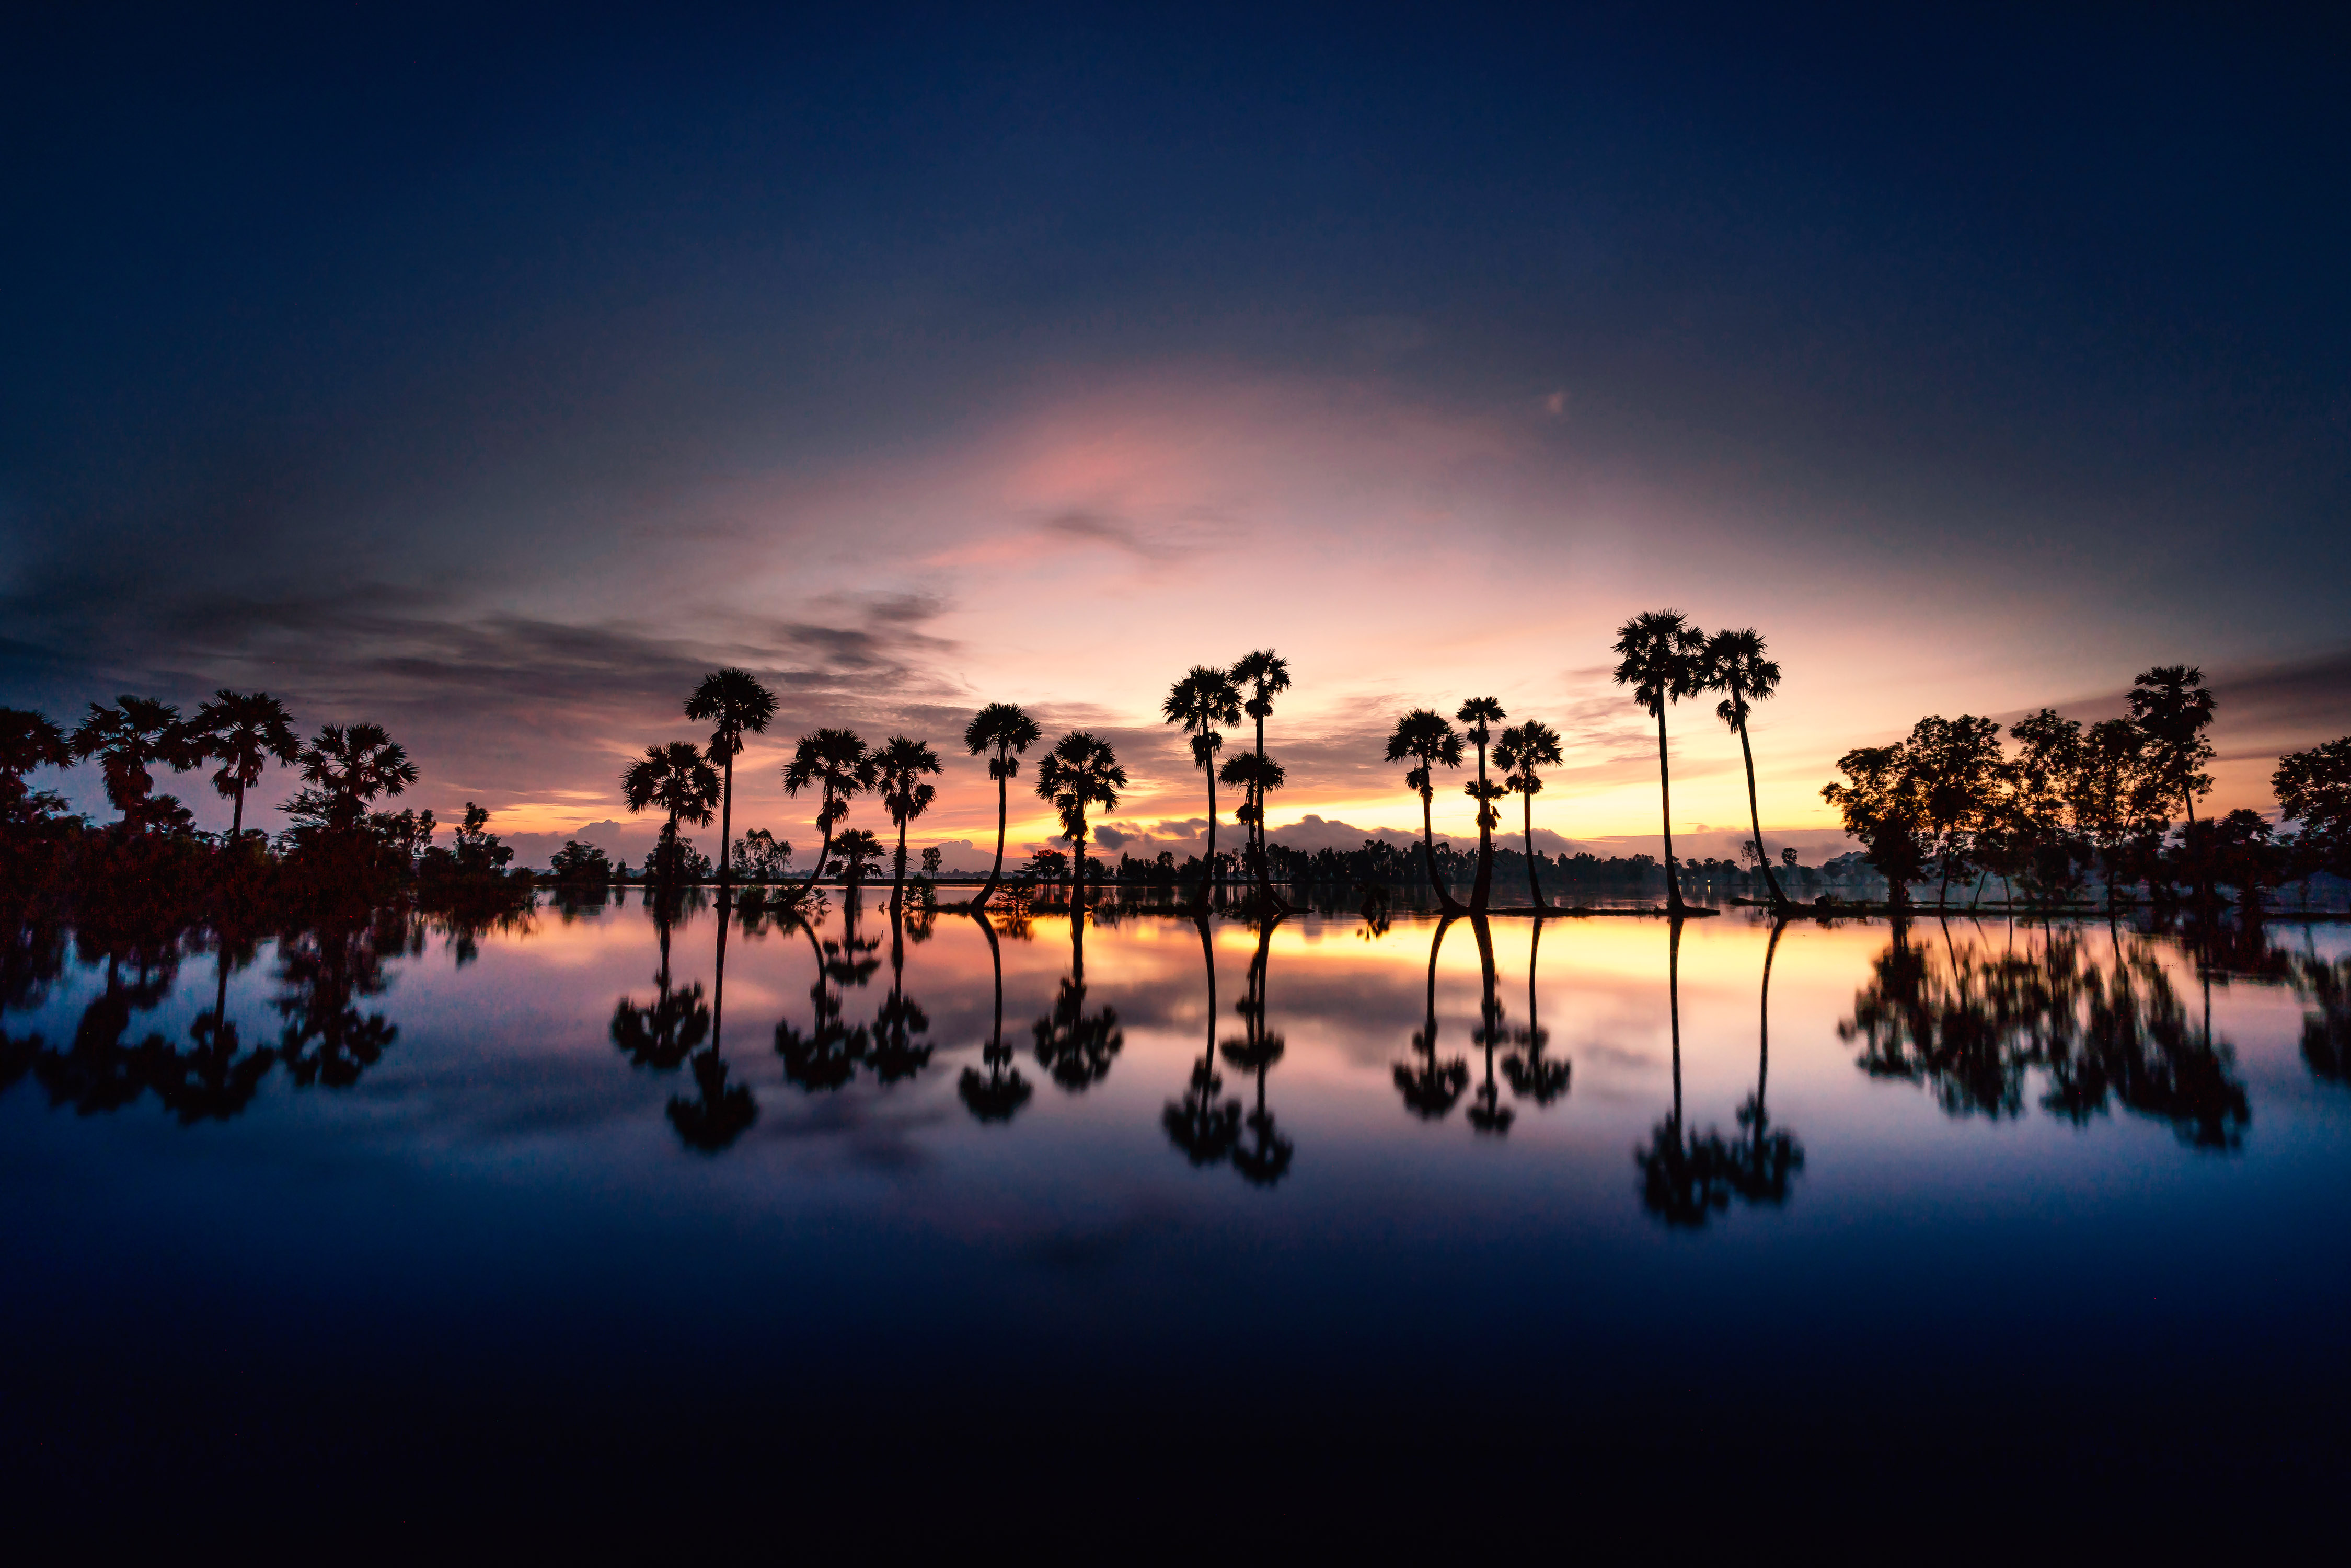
[1218,752,1286,903]
[876,735,944,911]
[782,728,875,901]
[1162,666,1242,909]
[0,708,70,822]
[71,696,194,827]
[1384,709,1466,913]
[621,741,722,882]
[1034,732,1126,912]
[1492,719,1563,911]
[1699,629,1794,913]
[1456,698,1507,912]
[298,722,420,832]
[185,690,301,845]
[2128,665,2217,904]
[963,702,1041,911]
[1231,649,1293,907]
[1612,611,1708,917]
[684,668,778,893]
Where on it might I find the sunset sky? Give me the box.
[6,7,2347,867]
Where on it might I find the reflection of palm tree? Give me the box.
[1386,710,1467,914]
[668,889,756,1150]
[1493,720,1563,912]
[1395,917,1469,1117]
[1034,732,1126,913]
[276,910,407,1088]
[33,947,173,1112]
[186,690,301,845]
[776,906,870,1091]
[869,906,934,1083]
[877,735,943,913]
[1166,915,1243,1167]
[685,668,778,894]
[1456,698,1507,913]
[1231,649,1294,910]
[611,896,709,1069]
[1699,630,1794,913]
[783,729,875,902]
[1033,909,1123,1091]
[1221,915,1294,1185]
[2298,955,2351,1083]
[149,937,274,1122]
[1466,916,1512,1135]
[1636,920,1732,1225]
[1612,611,1707,917]
[959,910,1033,1121]
[963,703,1041,912]
[1163,667,1242,912]
[1503,918,1571,1105]
[1725,921,1804,1205]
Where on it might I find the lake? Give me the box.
[5,892,2346,1548]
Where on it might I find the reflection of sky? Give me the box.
[6,13,2348,864]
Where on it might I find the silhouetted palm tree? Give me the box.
[1492,719,1563,912]
[1385,709,1467,913]
[959,910,1032,1121]
[685,668,778,893]
[1466,916,1512,1135]
[1218,752,1286,903]
[1456,698,1507,912]
[622,741,721,883]
[1395,916,1469,1117]
[1231,649,1293,908]
[1503,917,1571,1104]
[1699,629,1794,912]
[185,690,301,845]
[783,729,875,901]
[1163,666,1242,909]
[875,735,943,911]
[297,722,420,833]
[1034,732,1125,912]
[71,696,195,828]
[0,708,70,823]
[963,702,1041,912]
[1612,611,1708,917]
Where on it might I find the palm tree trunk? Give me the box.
[1735,711,1789,909]
[800,793,836,900]
[718,751,734,891]
[1196,766,1217,913]
[891,813,909,912]
[1523,792,1548,911]
[1071,818,1087,913]
[1656,708,1687,916]
[1421,785,1462,913]
[976,765,1008,912]
[229,781,245,844]
[1471,743,1493,913]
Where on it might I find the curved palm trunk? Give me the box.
[1471,744,1494,913]
[1655,707,1687,916]
[975,765,1008,912]
[1755,918,1781,1160]
[1252,711,1287,913]
[1734,708,1789,909]
[1421,785,1463,913]
[977,907,1003,1049]
[1522,792,1549,912]
[800,792,837,900]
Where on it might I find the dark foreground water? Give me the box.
[5,893,2347,1548]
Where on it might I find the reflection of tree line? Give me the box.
[1839,919,2254,1149]
[0,902,518,1121]
[1393,915,1573,1133]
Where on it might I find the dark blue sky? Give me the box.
[5,3,2346,846]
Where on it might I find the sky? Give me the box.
[5,4,2348,869]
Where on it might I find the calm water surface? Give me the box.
[6,893,2347,1542]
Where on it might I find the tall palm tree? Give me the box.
[1231,649,1293,907]
[684,668,778,893]
[1612,610,1708,917]
[1456,698,1507,912]
[1384,709,1466,913]
[1699,629,1793,913]
[0,708,70,821]
[1492,719,1563,911]
[1162,666,1241,909]
[876,734,943,911]
[963,702,1041,911]
[621,741,722,882]
[1218,752,1286,903]
[1034,732,1126,912]
[71,696,194,826]
[782,728,874,901]
[298,722,419,832]
[186,690,301,845]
